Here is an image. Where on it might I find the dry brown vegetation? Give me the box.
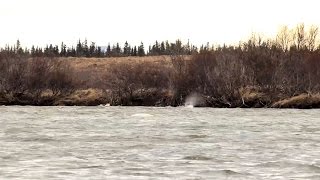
[1,24,320,108]
[0,55,76,105]
[271,94,320,108]
[1,51,320,108]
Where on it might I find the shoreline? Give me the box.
[1,89,320,109]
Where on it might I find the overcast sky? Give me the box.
[0,0,319,48]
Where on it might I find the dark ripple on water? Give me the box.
[183,155,212,161]
[188,134,208,139]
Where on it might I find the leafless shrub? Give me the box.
[26,57,52,98]
[189,50,216,94]
[104,60,171,105]
[26,58,76,99]
[169,55,192,99]
[0,56,28,95]
[304,53,320,92]
[0,55,76,104]
[47,59,76,96]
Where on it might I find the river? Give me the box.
[0,106,319,179]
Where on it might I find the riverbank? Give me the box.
[1,42,320,109]
[1,88,320,108]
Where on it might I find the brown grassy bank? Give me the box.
[2,24,320,108]
[0,53,320,108]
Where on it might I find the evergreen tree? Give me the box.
[160,41,165,54]
[95,46,102,57]
[54,45,59,56]
[76,39,82,57]
[68,46,76,57]
[106,44,111,57]
[165,41,170,54]
[186,39,191,55]
[116,43,121,56]
[89,42,96,57]
[38,47,44,56]
[44,44,57,57]
[31,45,36,57]
[83,39,89,57]
[24,47,30,56]
[175,39,183,54]
[155,40,160,54]
[138,42,145,56]
[44,45,49,56]
[132,46,137,56]
[123,41,130,56]
[148,45,152,55]
[16,39,23,54]
[60,42,67,57]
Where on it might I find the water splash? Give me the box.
[131,113,154,117]
[185,93,203,107]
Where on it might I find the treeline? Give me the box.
[0,39,197,58]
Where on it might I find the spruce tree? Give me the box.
[60,42,67,57]
[83,39,89,57]
[160,41,165,55]
[31,45,35,57]
[106,44,111,57]
[89,42,96,57]
[155,40,160,54]
[54,45,59,56]
[95,46,102,57]
[138,42,145,56]
[133,46,137,56]
[148,45,152,55]
[116,43,121,56]
[123,41,130,56]
[76,40,82,57]
[16,39,23,55]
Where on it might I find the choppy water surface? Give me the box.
[0,106,319,179]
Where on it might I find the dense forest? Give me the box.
[1,23,320,108]
[0,39,197,58]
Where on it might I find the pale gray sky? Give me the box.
[0,0,319,48]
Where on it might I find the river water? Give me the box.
[0,106,319,179]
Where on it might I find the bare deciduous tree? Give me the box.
[294,23,306,50]
[306,25,319,51]
[276,25,292,51]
